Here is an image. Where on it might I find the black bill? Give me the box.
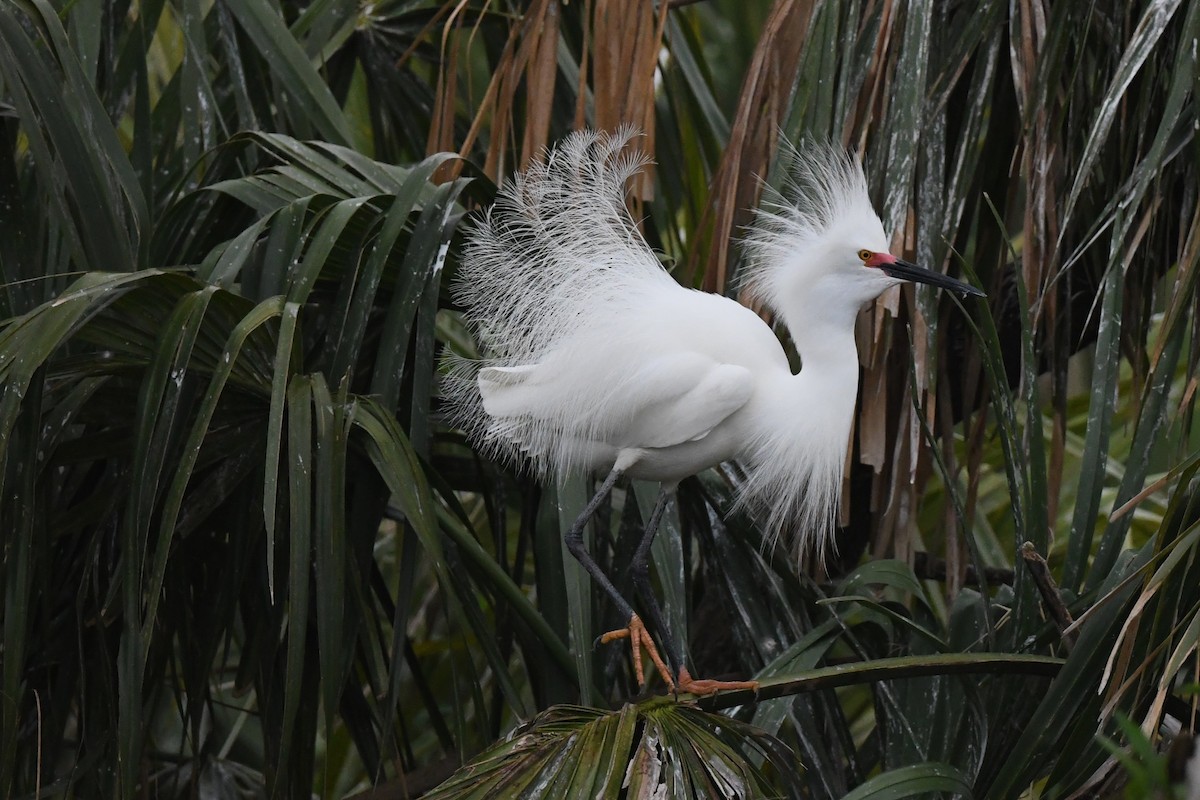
[882,258,986,298]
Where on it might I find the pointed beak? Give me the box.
[874,255,985,298]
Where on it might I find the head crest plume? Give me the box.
[738,138,878,311]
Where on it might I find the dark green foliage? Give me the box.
[0,0,1197,797]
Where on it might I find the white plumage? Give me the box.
[446,128,980,561]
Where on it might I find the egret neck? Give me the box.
[780,280,864,406]
[735,288,864,553]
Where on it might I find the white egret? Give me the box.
[446,129,983,695]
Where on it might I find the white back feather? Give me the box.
[444,128,675,477]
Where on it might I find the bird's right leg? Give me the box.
[564,468,673,689]
[628,488,683,675]
[626,489,758,697]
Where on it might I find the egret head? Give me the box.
[740,139,982,324]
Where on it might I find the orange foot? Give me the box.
[599,615,760,697]
[600,613,674,689]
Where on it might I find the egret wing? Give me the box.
[478,365,543,418]
[611,355,753,449]
[477,352,752,455]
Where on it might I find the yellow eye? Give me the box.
[858,249,872,262]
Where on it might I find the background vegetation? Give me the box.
[0,0,1197,796]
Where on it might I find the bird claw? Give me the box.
[598,615,760,697]
[673,667,760,697]
[599,613,675,691]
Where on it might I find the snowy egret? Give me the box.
[446,129,983,695]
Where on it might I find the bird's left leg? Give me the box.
[628,486,759,697]
[564,469,673,689]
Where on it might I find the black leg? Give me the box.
[565,471,681,690]
[563,468,635,621]
[630,488,684,676]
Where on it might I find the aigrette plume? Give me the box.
[444,128,676,478]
